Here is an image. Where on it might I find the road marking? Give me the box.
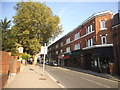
[82,77,111,88]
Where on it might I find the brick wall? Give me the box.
[0,51,21,88]
[0,51,11,88]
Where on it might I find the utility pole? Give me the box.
[43,43,46,75]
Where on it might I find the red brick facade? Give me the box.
[48,11,114,74]
[112,13,120,76]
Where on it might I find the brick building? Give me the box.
[48,10,114,74]
[111,4,120,76]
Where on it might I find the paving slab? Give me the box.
[4,65,60,88]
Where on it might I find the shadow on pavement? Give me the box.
[59,66,120,82]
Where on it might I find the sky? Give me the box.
[1,1,119,45]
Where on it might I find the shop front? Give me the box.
[62,47,114,74]
[63,49,85,69]
[83,47,114,74]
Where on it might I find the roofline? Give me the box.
[48,10,113,47]
[81,10,113,25]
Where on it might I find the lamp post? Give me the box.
[43,43,46,75]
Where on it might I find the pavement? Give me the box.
[59,65,120,82]
[4,65,60,88]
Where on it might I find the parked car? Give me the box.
[48,62,53,66]
[53,62,58,66]
[45,62,49,65]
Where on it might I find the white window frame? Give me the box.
[66,47,70,53]
[74,43,80,50]
[86,25,93,34]
[74,32,80,40]
[60,49,63,53]
[66,38,70,44]
[87,38,93,47]
[56,44,58,48]
[56,51,58,55]
[101,36,107,44]
[100,20,107,30]
[61,42,63,46]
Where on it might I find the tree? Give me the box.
[22,52,31,60]
[13,1,62,64]
[0,17,18,55]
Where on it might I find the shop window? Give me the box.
[94,60,98,67]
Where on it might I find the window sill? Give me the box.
[100,28,107,30]
[86,30,95,36]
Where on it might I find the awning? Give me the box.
[63,56,70,59]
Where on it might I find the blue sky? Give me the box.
[1,2,119,44]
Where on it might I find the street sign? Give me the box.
[40,46,47,54]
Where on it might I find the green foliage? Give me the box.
[13,1,62,55]
[1,17,11,30]
[22,52,31,60]
[0,17,18,55]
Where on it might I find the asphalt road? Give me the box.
[38,64,119,88]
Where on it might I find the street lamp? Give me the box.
[43,43,46,75]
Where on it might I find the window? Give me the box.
[60,49,63,53]
[61,42,63,46]
[74,43,80,50]
[74,32,80,40]
[52,47,54,49]
[66,47,70,53]
[56,44,58,48]
[86,25,92,34]
[101,36,106,44]
[100,20,106,29]
[87,38,93,47]
[56,51,58,55]
[66,38,70,44]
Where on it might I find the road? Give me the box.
[38,64,119,88]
